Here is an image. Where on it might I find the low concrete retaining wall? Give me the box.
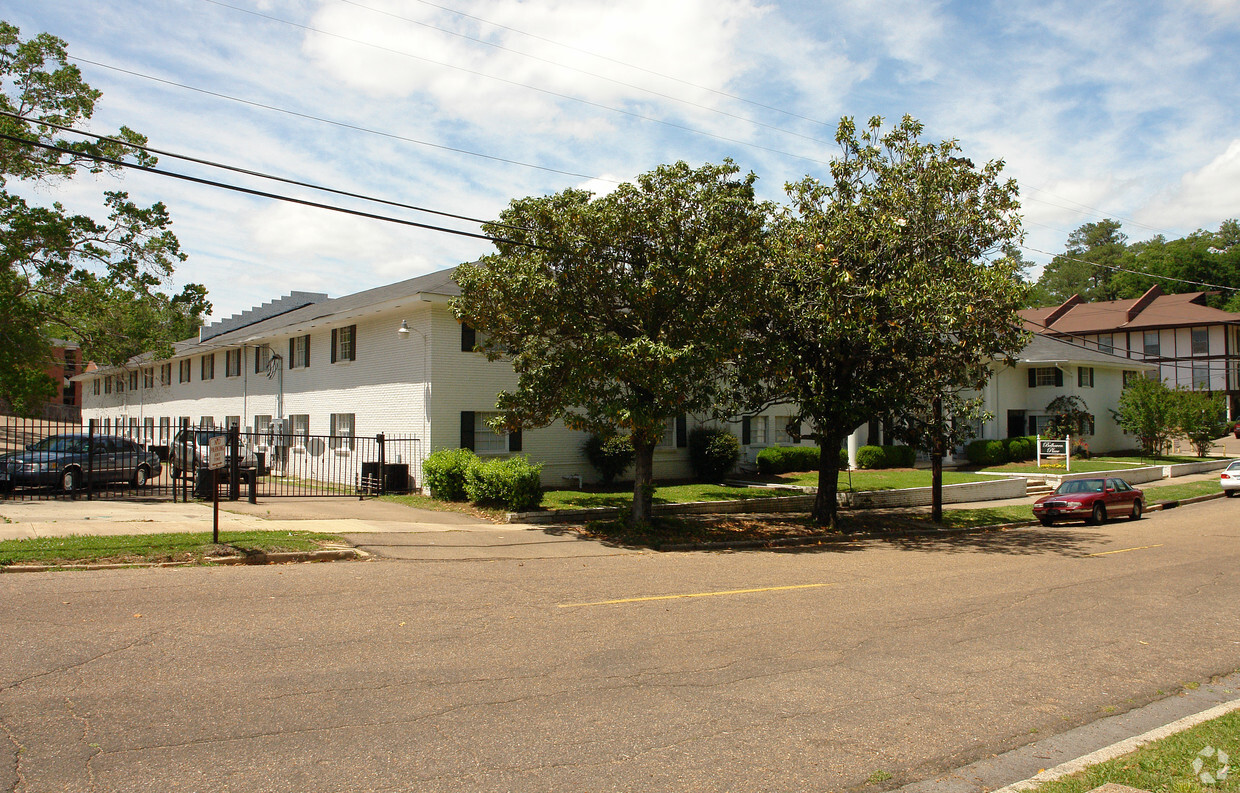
[846,477,1026,508]
[1050,466,1166,486]
[1166,459,1233,477]
[511,477,1026,523]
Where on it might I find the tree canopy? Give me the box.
[453,159,772,524]
[757,115,1027,528]
[0,21,209,416]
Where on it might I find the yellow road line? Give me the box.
[1084,544,1164,557]
[558,583,835,608]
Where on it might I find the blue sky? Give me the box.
[9,0,1240,320]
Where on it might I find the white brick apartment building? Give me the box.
[80,267,822,487]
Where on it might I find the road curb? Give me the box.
[0,547,367,573]
[991,696,1240,793]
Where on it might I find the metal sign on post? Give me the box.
[208,435,226,470]
[1036,434,1072,472]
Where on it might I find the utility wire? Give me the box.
[1020,244,1238,293]
[0,109,532,236]
[332,0,835,146]
[403,0,838,129]
[0,132,545,250]
[198,0,835,166]
[69,56,615,185]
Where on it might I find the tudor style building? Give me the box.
[1019,285,1240,417]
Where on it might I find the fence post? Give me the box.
[228,424,240,501]
[377,433,386,496]
[85,421,94,501]
[181,418,191,502]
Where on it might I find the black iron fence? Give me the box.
[0,415,421,501]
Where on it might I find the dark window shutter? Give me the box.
[461,324,476,352]
[508,426,522,452]
[460,412,475,450]
[676,415,687,448]
[1027,368,1036,387]
[288,338,296,369]
[741,417,751,445]
[304,335,310,367]
[348,325,357,360]
[1054,368,1063,387]
[255,347,261,373]
[331,329,338,363]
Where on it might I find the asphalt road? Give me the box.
[2,500,1238,792]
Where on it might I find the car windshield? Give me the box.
[195,431,228,445]
[29,436,88,453]
[1054,479,1104,495]
[1227,461,1240,471]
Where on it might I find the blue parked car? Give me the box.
[0,434,163,491]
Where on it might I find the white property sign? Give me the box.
[1036,435,1071,471]
[207,434,226,470]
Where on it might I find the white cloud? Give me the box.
[1139,139,1240,228]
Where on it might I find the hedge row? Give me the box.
[854,444,916,469]
[422,448,543,511]
[964,436,1037,466]
[756,445,846,475]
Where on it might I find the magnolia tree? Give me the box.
[453,160,772,524]
[0,22,209,415]
[756,116,1027,528]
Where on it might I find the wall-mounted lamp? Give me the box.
[398,319,410,336]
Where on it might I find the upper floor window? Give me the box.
[160,363,172,386]
[200,353,215,381]
[1191,327,1209,356]
[225,349,242,377]
[1077,367,1094,387]
[93,379,101,396]
[1097,333,1113,355]
[114,376,124,393]
[332,325,357,363]
[128,370,138,390]
[179,359,192,383]
[288,335,310,369]
[1029,367,1063,387]
[142,367,154,389]
[1143,330,1160,357]
[1123,370,1141,387]
[254,345,271,374]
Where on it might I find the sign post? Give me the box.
[208,434,226,544]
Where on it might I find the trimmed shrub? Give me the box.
[964,439,1007,466]
[1004,437,1033,462]
[756,445,822,475]
[855,445,886,469]
[422,448,478,501]
[464,455,544,511]
[583,434,634,485]
[882,444,916,468]
[688,427,740,482]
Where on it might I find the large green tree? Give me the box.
[1030,219,1133,305]
[0,21,209,416]
[453,160,772,524]
[759,116,1027,528]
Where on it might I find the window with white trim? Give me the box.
[200,354,215,381]
[254,415,272,448]
[1034,367,1059,386]
[254,345,271,374]
[142,417,154,441]
[656,416,677,449]
[1193,364,1210,390]
[750,415,769,445]
[142,367,154,388]
[1077,367,1094,387]
[330,413,356,450]
[1143,330,1160,357]
[474,411,510,455]
[128,370,138,390]
[773,416,801,445]
[290,414,310,448]
[93,379,101,396]
[289,335,310,369]
[225,349,242,377]
[159,417,171,443]
[199,416,215,429]
[332,325,356,363]
[1191,327,1209,356]
[160,363,172,386]
[179,359,191,383]
[1097,333,1113,354]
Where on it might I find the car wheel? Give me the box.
[171,465,182,480]
[131,466,150,488]
[1089,502,1106,525]
[1038,517,1055,527]
[1226,489,1237,498]
[60,467,80,492]
[1129,499,1142,521]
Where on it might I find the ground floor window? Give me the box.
[290,414,310,448]
[330,413,355,450]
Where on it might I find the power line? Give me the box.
[1021,244,1238,293]
[197,0,835,166]
[0,132,543,250]
[332,0,835,147]
[69,56,615,185]
[0,109,532,236]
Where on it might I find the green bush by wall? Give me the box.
[422,448,478,501]
[688,427,740,481]
[464,455,544,511]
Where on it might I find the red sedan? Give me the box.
[1032,477,1144,526]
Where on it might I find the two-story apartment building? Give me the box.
[1019,285,1240,418]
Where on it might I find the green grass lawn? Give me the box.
[541,483,780,511]
[0,530,340,567]
[1142,479,1223,502]
[983,459,1149,474]
[1025,706,1240,793]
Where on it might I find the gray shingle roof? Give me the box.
[1017,333,1157,369]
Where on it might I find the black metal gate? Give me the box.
[1,415,421,501]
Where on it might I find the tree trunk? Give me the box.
[812,434,843,530]
[931,396,943,523]
[630,439,655,525]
